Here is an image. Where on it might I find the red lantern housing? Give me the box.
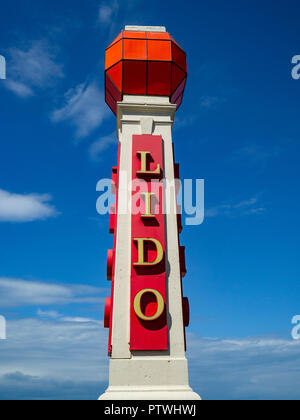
[105,30,187,114]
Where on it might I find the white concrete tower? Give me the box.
[99,26,200,400]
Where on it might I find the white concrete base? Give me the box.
[99,386,201,401]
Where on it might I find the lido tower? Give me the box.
[99,25,200,401]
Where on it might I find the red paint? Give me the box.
[104,134,191,354]
[104,297,111,328]
[130,135,168,351]
[111,167,118,194]
[106,249,114,282]
[109,205,116,234]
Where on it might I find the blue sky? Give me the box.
[0,0,300,400]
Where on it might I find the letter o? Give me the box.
[134,289,165,321]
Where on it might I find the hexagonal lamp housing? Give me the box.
[105,26,187,115]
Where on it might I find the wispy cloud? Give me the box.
[0,317,108,399]
[232,142,284,166]
[5,80,34,98]
[6,40,64,98]
[206,196,266,218]
[0,318,299,400]
[188,333,300,400]
[37,309,61,319]
[97,0,143,40]
[174,115,198,129]
[51,82,110,140]
[37,309,101,324]
[0,278,105,308]
[89,132,117,161]
[0,189,59,222]
[60,317,101,324]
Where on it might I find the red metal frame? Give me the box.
[105,31,188,115]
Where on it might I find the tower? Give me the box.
[99,25,200,400]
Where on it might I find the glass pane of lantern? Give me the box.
[171,42,187,73]
[148,61,171,96]
[105,40,123,70]
[108,32,123,48]
[172,63,186,93]
[171,78,186,103]
[123,60,147,95]
[147,40,172,61]
[107,61,123,92]
[176,94,183,109]
[105,90,117,115]
[123,39,147,60]
[123,31,146,39]
[147,32,171,40]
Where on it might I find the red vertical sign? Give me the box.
[130,135,168,351]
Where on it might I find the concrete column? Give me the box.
[99,95,200,400]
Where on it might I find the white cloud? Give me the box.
[174,115,197,129]
[0,318,300,399]
[0,189,59,222]
[37,309,101,324]
[89,133,117,161]
[60,317,101,324]
[51,82,110,139]
[6,40,64,97]
[99,5,114,24]
[187,334,300,400]
[37,309,61,319]
[206,196,266,218]
[0,278,105,308]
[5,80,34,98]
